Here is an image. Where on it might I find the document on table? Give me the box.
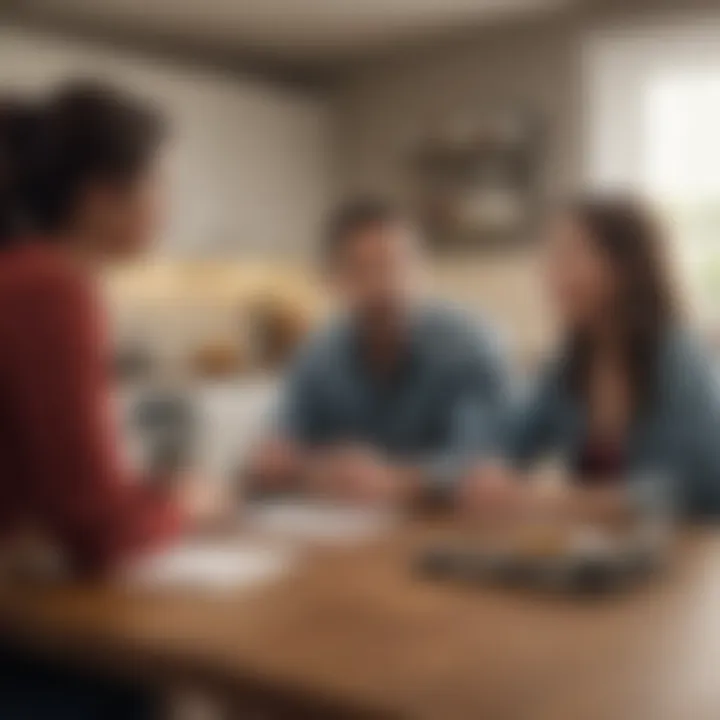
[247,500,395,545]
[125,540,291,593]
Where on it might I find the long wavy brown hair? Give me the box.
[564,195,679,414]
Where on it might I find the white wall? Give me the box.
[0,28,330,258]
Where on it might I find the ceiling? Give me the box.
[11,0,573,68]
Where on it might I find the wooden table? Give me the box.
[0,524,719,719]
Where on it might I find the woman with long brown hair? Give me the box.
[464,195,720,521]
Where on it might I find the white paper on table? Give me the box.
[247,500,394,545]
[125,540,291,594]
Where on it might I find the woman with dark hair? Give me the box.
[0,84,219,718]
[0,83,198,579]
[464,196,720,521]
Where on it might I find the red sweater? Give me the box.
[0,243,182,577]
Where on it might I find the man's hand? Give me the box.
[307,445,411,506]
[244,438,304,496]
[459,461,527,519]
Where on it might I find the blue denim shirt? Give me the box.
[505,329,720,519]
[277,304,511,490]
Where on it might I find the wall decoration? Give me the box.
[409,109,543,251]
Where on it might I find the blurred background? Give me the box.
[2,0,720,480]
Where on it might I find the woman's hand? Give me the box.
[174,474,237,535]
[459,461,527,520]
[244,438,304,497]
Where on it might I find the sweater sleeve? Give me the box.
[5,270,183,577]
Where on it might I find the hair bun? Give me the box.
[2,80,165,243]
[0,96,46,242]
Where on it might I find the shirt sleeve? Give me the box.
[418,327,513,492]
[5,272,183,577]
[680,343,720,518]
[503,362,562,468]
[635,333,720,520]
[273,340,326,445]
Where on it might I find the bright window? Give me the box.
[585,19,720,325]
[642,71,720,317]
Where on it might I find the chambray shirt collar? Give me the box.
[339,307,427,388]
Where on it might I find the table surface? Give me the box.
[0,523,719,720]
